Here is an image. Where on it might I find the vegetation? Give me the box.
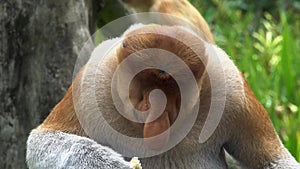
[189,0,300,161]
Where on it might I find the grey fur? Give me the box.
[26,129,130,169]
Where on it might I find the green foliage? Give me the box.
[189,0,300,161]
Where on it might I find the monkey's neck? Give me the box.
[41,85,85,136]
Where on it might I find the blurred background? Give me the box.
[0,0,299,168]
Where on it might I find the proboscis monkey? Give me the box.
[120,0,215,43]
[26,24,300,169]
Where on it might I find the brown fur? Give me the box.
[121,0,155,12]
[223,75,283,168]
[121,0,215,43]
[41,69,85,136]
[118,25,207,80]
[41,85,85,136]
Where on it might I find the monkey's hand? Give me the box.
[26,129,131,169]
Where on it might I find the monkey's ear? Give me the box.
[117,25,207,81]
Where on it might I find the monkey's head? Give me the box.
[114,25,207,150]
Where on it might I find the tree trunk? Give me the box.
[0,0,103,168]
